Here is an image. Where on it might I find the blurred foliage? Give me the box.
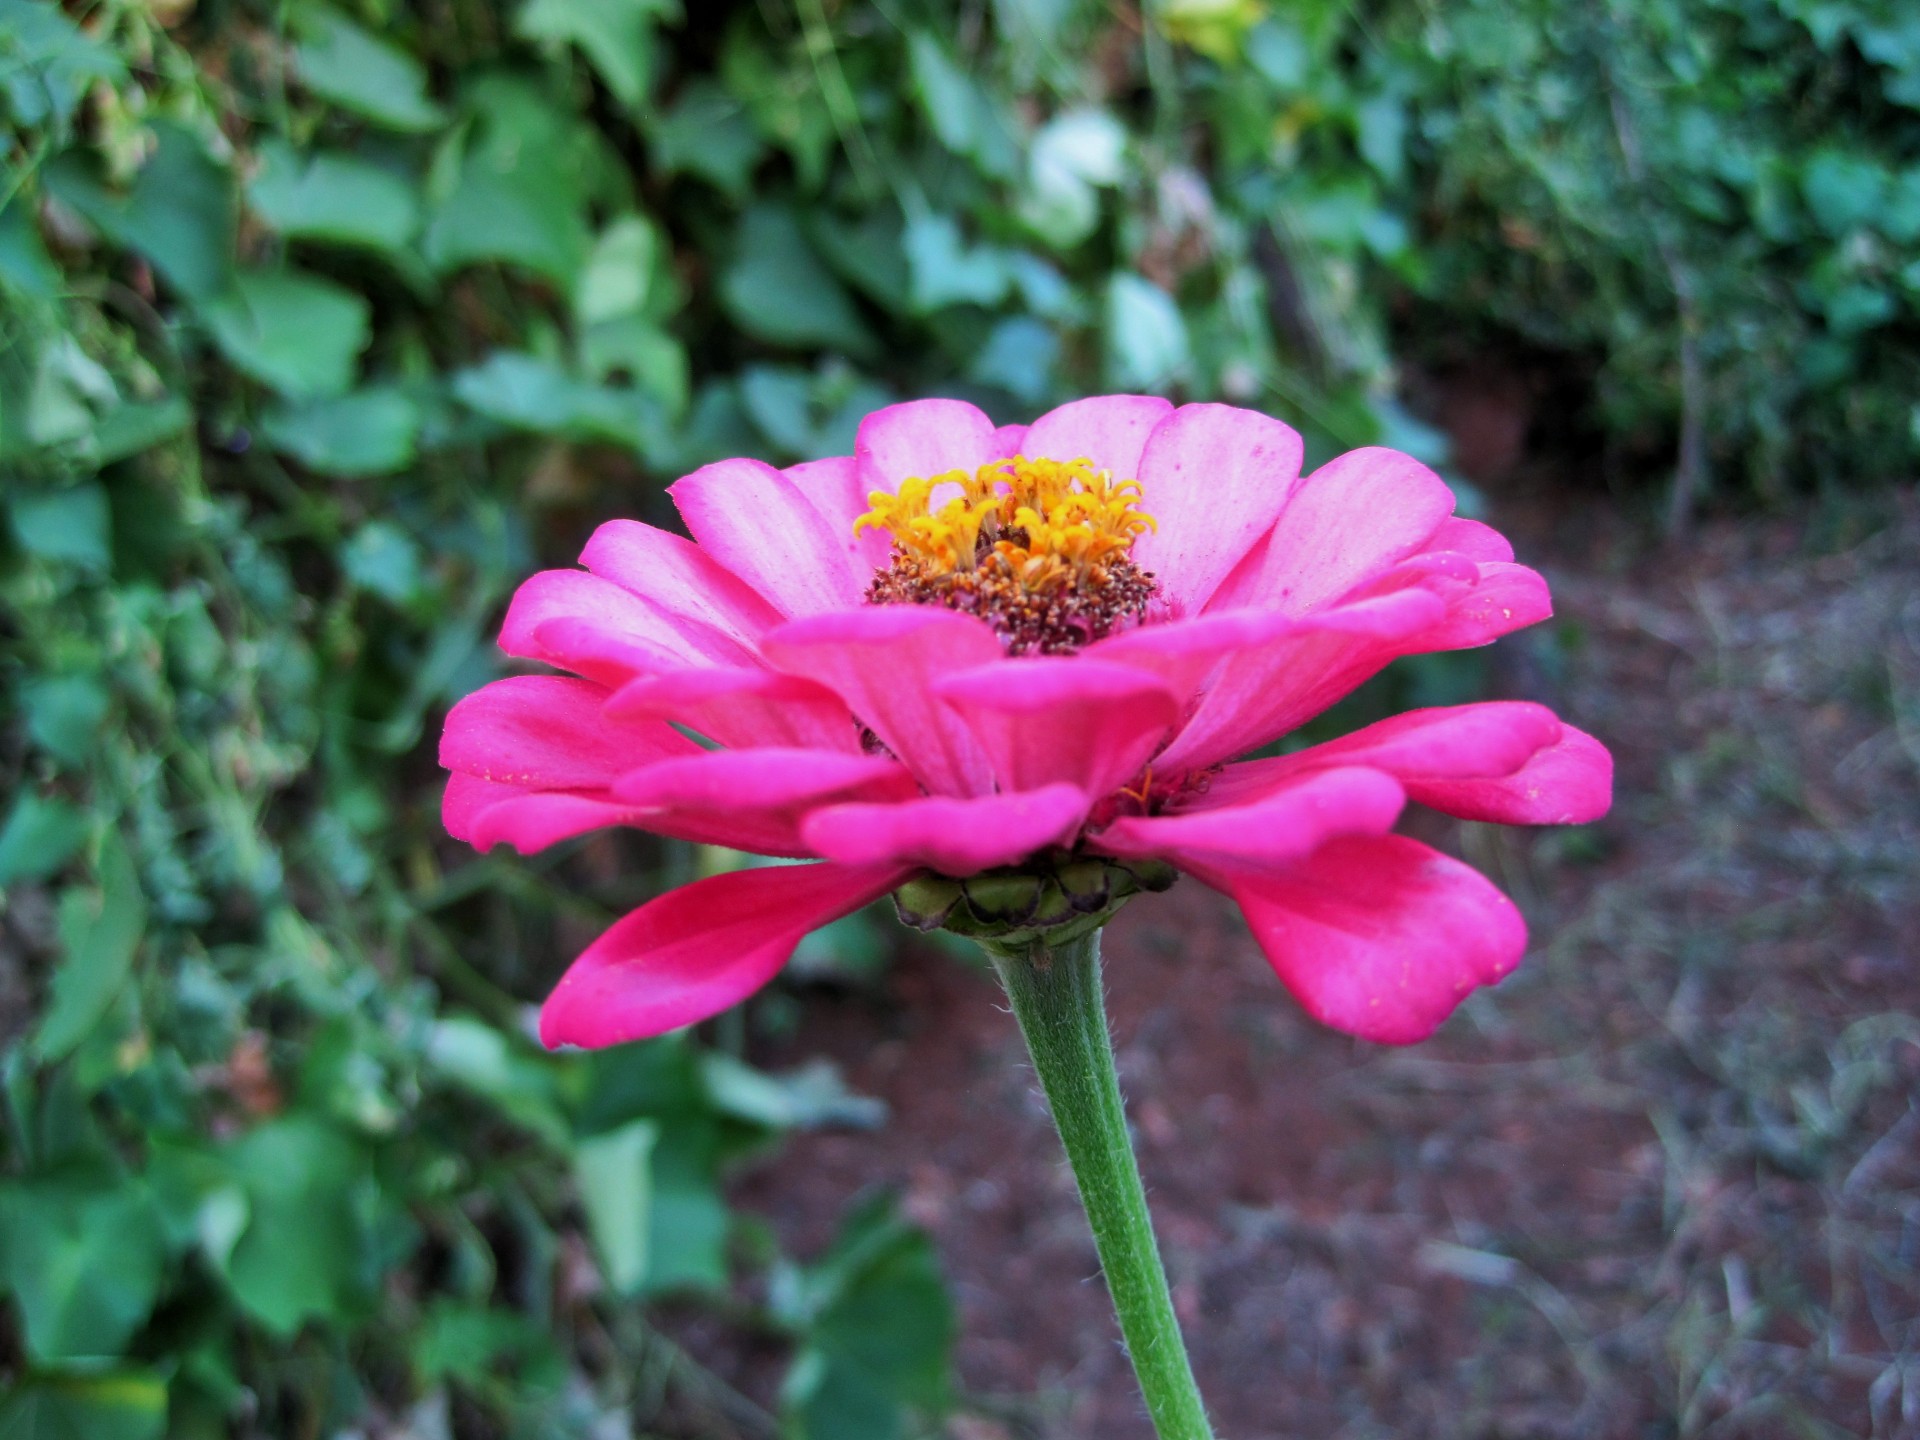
[1,0,1916,1433]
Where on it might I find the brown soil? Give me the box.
[720,478,1920,1439]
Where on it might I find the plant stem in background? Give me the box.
[988,932,1215,1440]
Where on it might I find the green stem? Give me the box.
[987,931,1215,1440]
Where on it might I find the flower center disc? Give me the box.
[855,455,1159,653]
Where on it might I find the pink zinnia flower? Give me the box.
[440,397,1611,1049]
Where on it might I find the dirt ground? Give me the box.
[712,474,1920,1439]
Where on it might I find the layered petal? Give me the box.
[1021,394,1172,478]
[539,862,912,1047]
[802,783,1088,875]
[1406,561,1553,650]
[762,606,1003,796]
[501,570,754,683]
[609,748,915,811]
[444,774,656,854]
[669,457,864,618]
[1402,724,1612,825]
[785,455,893,576]
[1213,834,1528,1045]
[1209,446,1457,617]
[855,398,1004,497]
[1093,766,1406,873]
[440,675,700,789]
[1131,403,1304,614]
[578,520,783,650]
[606,666,861,751]
[933,657,1179,798]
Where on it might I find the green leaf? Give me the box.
[0,793,88,887]
[35,833,147,1064]
[649,79,764,198]
[7,484,110,570]
[721,204,874,356]
[341,520,424,604]
[91,396,191,465]
[574,1119,657,1295]
[575,214,663,324]
[907,32,1019,179]
[1801,149,1889,235]
[292,6,444,132]
[0,1369,167,1440]
[246,139,420,253]
[426,1016,569,1144]
[203,269,370,399]
[0,195,60,300]
[452,351,660,450]
[1020,108,1127,247]
[516,0,679,108]
[262,388,422,476]
[1104,273,1189,389]
[968,315,1059,402]
[0,1171,167,1361]
[0,0,126,135]
[422,77,602,284]
[42,124,235,302]
[21,672,110,767]
[904,213,1013,313]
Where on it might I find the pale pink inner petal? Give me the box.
[1209,447,1458,617]
[802,783,1089,876]
[579,519,783,650]
[1208,833,1529,1045]
[440,675,699,789]
[934,657,1179,798]
[1131,403,1304,615]
[1092,766,1406,873]
[762,607,1004,797]
[669,457,865,618]
[854,398,1002,496]
[605,666,861,752]
[1020,394,1173,479]
[539,862,913,1048]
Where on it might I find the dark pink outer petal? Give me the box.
[1201,702,1566,810]
[1406,561,1553,651]
[502,570,754,684]
[933,657,1179,798]
[762,606,1003,797]
[539,862,913,1048]
[1093,766,1406,873]
[855,398,1004,495]
[608,748,916,810]
[605,666,861,752]
[1021,394,1173,477]
[1424,516,1514,563]
[1131,403,1304,615]
[440,675,700,789]
[802,783,1089,876]
[1208,834,1529,1045]
[669,457,864,618]
[578,519,783,650]
[1208,446,1457,617]
[444,773,815,856]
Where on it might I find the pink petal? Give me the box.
[579,520,783,648]
[1020,394,1173,476]
[802,783,1088,875]
[1093,766,1406,872]
[605,667,861,751]
[989,423,1029,457]
[1143,589,1452,772]
[761,606,1004,796]
[669,457,864,618]
[1424,516,1514,563]
[855,398,1002,495]
[933,657,1179,798]
[443,773,650,854]
[502,570,754,682]
[1410,561,1553,650]
[1407,724,1613,825]
[786,454,894,576]
[1209,447,1457,617]
[539,862,912,1047]
[1131,403,1304,615]
[609,748,916,810]
[440,676,699,789]
[1201,702,1566,810]
[1215,834,1528,1045]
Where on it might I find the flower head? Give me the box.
[439,396,1612,1049]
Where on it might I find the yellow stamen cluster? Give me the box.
[855,455,1156,591]
[855,455,1160,654]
